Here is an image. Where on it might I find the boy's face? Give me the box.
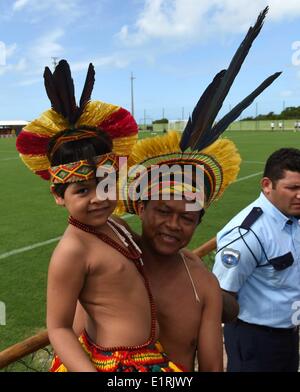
[53,179,117,228]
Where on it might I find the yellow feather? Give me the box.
[202,138,241,200]
[128,131,181,166]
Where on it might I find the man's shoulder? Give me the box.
[110,215,141,243]
[181,249,216,281]
[180,250,220,305]
[181,248,206,269]
[110,215,129,229]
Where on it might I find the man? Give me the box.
[136,198,223,371]
[213,148,300,372]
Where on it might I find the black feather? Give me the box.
[180,70,226,151]
[181,6,272,151]
[43,59,97,126]
[43,66,64,115]
[207,72,281,146]
[53,60,78,124]
[79,63,95,112]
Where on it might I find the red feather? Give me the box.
[98,108,138,139]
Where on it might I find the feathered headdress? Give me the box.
[125,7,280,214]
[16,60,138,181]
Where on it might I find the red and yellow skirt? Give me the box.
[50,330,185,372]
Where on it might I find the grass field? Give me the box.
[1,130,300,351]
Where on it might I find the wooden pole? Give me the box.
[193,237,217,258]
[0,330,49,369]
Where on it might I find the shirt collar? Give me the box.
[258,192,294,230]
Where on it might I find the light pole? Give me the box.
[255,102,258,131]
[282,100,285,131]
[51,57,58,70]
[130,72,136,118]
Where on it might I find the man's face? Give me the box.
[261,170,300,216]
[138,199,200,256]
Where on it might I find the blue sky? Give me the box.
[0,0,300,123]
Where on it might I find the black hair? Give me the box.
[48,127,112,197]
[263,148,300,184]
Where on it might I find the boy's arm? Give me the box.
[197,273,223,372]
[73,301,86,336]
[47,242,96,372]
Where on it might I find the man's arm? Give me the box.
[197,273,223,372]
[221,290,239,323]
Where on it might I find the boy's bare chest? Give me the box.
[83,239,145,292]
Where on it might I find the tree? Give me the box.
[153,118,168,124]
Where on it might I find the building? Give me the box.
[168,120,188,132]
[0,121,28,137]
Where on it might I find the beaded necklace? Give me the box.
[68,215,157,351]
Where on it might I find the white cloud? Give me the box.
[12,0,83,23]
[268,0,300,20]
[13,0,79,12]
[5,43,17,59]
[16,77,41,86]
[117,0,300,46]
[13,0,30,12]
[0,58,26,75]
[30,29,64,60]
[280,90,294,97]
[71,55,130,72]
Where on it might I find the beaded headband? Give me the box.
[49,153,118,184]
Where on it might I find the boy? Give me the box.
[16,60,183,372]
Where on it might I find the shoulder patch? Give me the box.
[221,248,240,268]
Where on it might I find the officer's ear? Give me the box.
[261,177,273,195]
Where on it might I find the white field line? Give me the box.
[0,237,62,260]
[0,170,263,260]
[234,171,263,183]
[0,157,18,161]
[0,214,133,260]
[243,160,265,164]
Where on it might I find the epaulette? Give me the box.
[240,207,263,230]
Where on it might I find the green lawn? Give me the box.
[1,130,300,351]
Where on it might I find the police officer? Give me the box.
[213,148,300,372]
